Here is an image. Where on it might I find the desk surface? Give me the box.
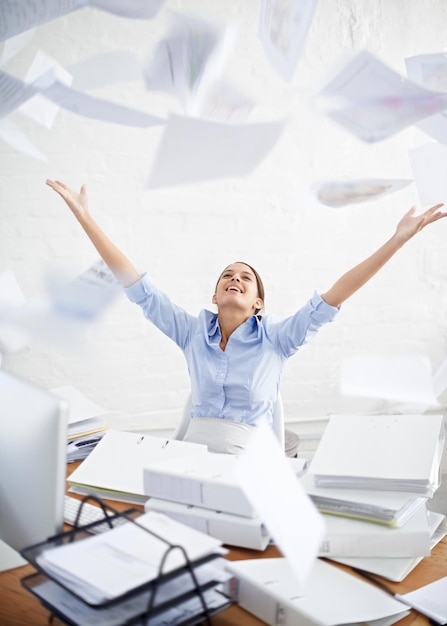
[1,463,446,626]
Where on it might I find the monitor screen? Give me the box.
[0,370,68,570]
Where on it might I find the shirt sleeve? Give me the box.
[272,291,340,358]
[124,273,194,349]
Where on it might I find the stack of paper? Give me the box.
[309,414,444,497]
[317,504,432,558]
[50,385,108,462]
[330,511,447,582]
[67,430,209,504]
[143,449,306,550]
[303,413,446,579]
[300,472,427,526]
[30,510,231,625]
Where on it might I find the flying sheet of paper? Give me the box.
[340,355,439,406]
[234,421,325,594]
[69,51,143,91]
[0,0,87,42]
[144,13,237,115]
[19,50,73,128]
[146,114,284,188]
[89,0,166,19]
[9,261,120,351]
[408,142,447,205]
[406,53,447,144]
[41,79,164,127]
[1,68,164,127]
[0,70,40,118]
[48,259,119,321]
[195,79,254,123]
[314,178,412,208]
[0,29,35,65]
[259,0,318,81]
[319,50,447,143]
[0,270,31,353]
[0,118,47,160]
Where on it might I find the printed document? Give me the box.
[319,49,447,142]
[405,52,447,143]
[259,0,318,81]
[36,510,224,604]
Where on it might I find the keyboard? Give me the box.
[64,495,129,534]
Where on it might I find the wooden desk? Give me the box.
[1,463,446,626]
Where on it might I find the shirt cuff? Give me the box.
[124,272,151,303]
[311,290,340,322]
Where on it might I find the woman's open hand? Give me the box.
[46,179,89,222]
[394,203,446,244]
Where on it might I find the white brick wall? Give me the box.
[1,1,447,454]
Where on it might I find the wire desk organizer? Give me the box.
[20,495,232,626]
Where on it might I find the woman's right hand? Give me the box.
[46,179,89,222]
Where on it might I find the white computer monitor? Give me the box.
[0,370,68,571]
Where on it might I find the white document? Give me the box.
[47,259,119,322]
[41,79,164,127]
[69,430,208,504]
[409,142,447,206]
[146,114,284,188]
[0,70,40,118]
[300,471,427,526]
[226,557,409,626]
[396,575,447,624]
[330,511,447,582]
[145,497,271,551]
[235,422,325,592]
[309,414,445,496]
[259,0,318,81]
[314,178,412,208]
[0,0,86,42]
[319,49,447,142]
[340,354,439,407]
[196,79,254,123]
[406,52,447,143]
[36,510,224,604]
[144,13,237,115]
[317,504,432,558]
[19,50,73,128]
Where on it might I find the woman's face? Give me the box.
[212,262,263,315]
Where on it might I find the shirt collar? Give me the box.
[206,311,260,340]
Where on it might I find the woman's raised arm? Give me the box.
[46,179,141,287]
[322,203,446,308]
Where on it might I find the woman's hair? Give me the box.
[216,261,265,318]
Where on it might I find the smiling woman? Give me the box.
[45,179,446,454]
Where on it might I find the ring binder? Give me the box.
[20,496,232,626]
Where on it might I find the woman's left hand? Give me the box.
[394,203,446,244]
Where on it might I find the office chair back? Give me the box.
[172,393,285,452]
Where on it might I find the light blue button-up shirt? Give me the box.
[125,274,339,427]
